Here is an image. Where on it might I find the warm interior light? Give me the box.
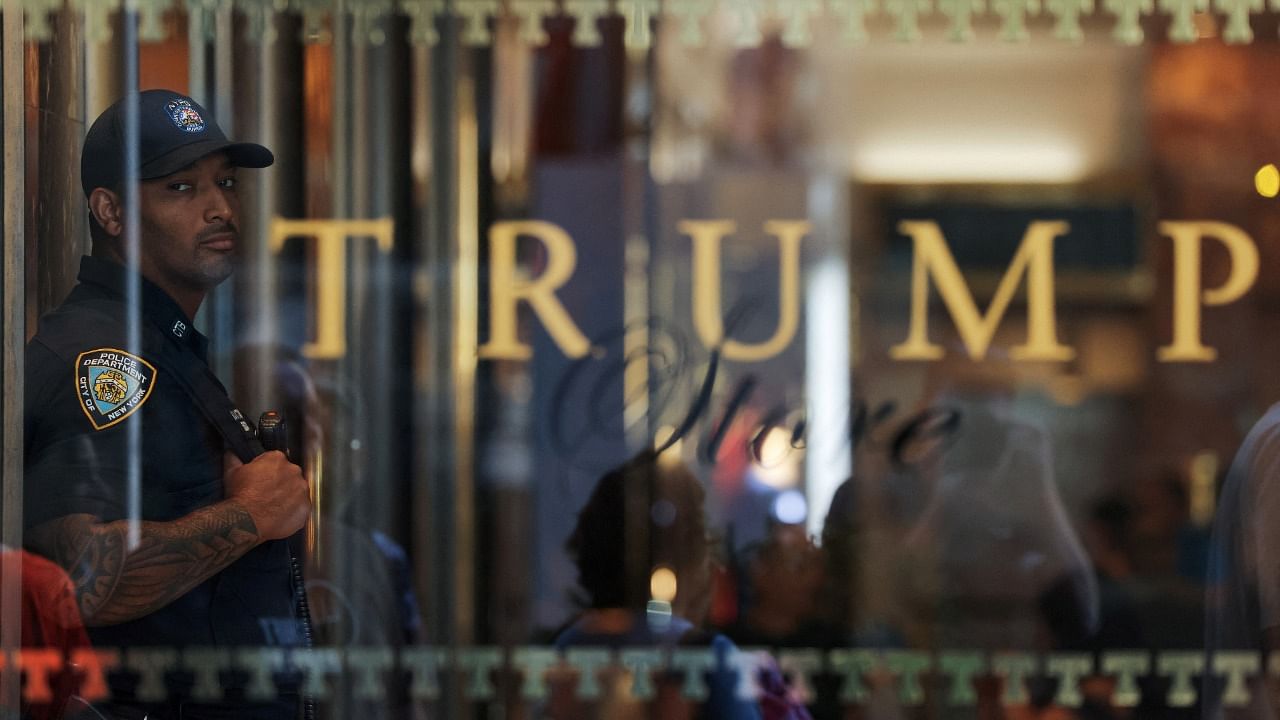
[1256,164,1279,198]
[757,427,792,466]
[650,567,678,603]
[852,140,1090,184]
[753,427,802,489]
[654,425,684,460]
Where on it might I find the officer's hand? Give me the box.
[223,451,311,541]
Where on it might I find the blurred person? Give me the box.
[1113,472,1204,667]
[724,523,827,649]
[723,521,845,720]
[551,450,769,719]
[1205,404,1280,719]
[899,396,1099,652]
[1079,497,1146,648]
[814,479,913,720]
[1071,498,1146,720]
[968,576,1102,720]
[1085,498,1136,583]
[1129,469,1211,588]
[1076,495,1202,720]
[819,480,862,645]
[1130,471,1188,579]
[869,393,1100,720]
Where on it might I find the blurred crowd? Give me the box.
[551,408,1217,720]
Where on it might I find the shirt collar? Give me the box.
[77,255,212,362]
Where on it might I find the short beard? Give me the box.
[188,250,237,288]
[191,223,240,288]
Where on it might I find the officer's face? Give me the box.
[136,152,241,293]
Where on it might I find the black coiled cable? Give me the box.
[290,547,316,720]
[259,411,316,720]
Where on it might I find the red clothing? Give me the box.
[0,549,92,719]
[15,551,90,649]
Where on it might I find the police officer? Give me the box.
[23,89,311,719]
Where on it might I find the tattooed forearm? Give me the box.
[27,503,261,626]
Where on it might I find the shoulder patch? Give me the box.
[75,349,157,431]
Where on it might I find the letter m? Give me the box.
[889,220,1075,362]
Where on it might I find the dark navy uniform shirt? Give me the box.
[24,256,300,716]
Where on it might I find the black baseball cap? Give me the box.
[81,89,274,198]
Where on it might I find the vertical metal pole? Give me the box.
[214,6,234,136]
[347,5,370,544]
[350,31,368,223]
[417,6,474,702]
[122,1,142,549]
[409,28,437,653]
[331,0,350,217]
[350,16,397,554]
[621,50,652,452]
[187,6,207,104]
[454,70,478,649]
[0,0,25,711]
[186,0,222,376]
[327,4,357,682]
[200,2,236,382]
[249,12,280,413]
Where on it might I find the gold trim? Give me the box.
[13,0,1267,48]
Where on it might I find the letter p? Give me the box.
[1158,221,1259,362]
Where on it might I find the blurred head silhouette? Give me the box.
[567,451,714,623]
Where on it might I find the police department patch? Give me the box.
[75,349,157,430]
[165,99,205,133]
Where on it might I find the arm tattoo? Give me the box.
[28,504,260,626]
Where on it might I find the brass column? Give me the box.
[1,0,25,710]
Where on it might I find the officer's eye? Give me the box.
[169,182,193,192]
[218,177,237,190]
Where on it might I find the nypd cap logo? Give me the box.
[165,98,205,133]
[76,349,157,431]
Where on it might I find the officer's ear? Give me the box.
[87,188,123,238]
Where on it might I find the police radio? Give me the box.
[256,410,290,459]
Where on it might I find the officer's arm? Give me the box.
[25,502,259,626]
[24,451,309,627]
